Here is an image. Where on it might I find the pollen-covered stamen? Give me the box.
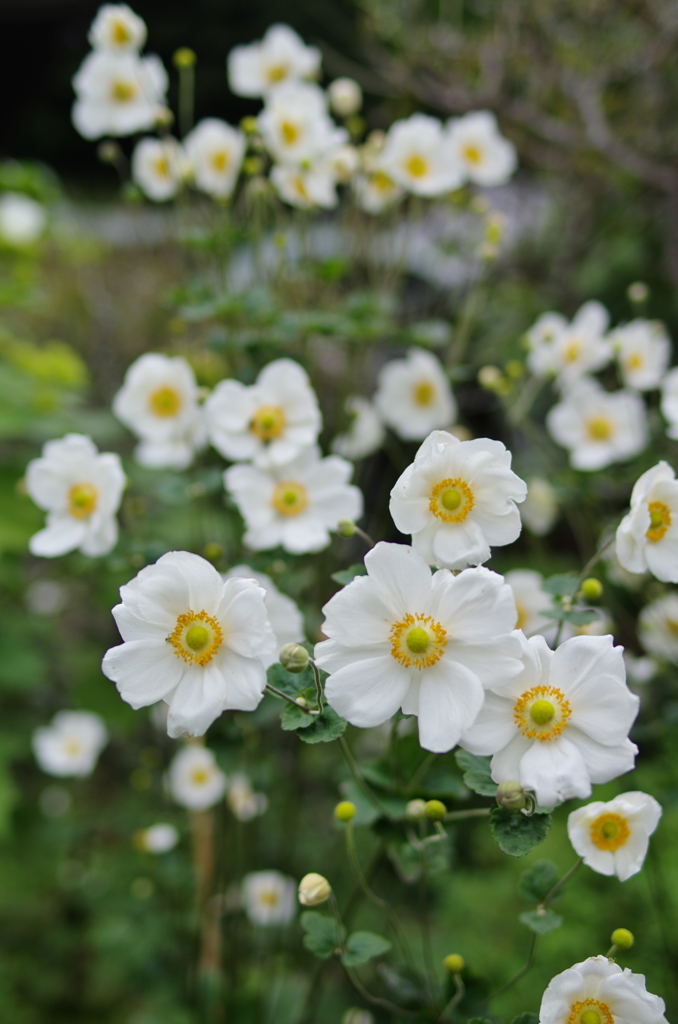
[646,500,671,543]
[168,609,223,666]
[281,121,300,146]
[112,20,132,45]
[429,477,475,524]
[586,416,612,442]
[154,157,170,179]
[251,404,286,442]
[405,154,428,178]
[111,80,137,103]
[589,812,631,851]
[211,150,229,173]
[413,380,435,406]
[514,684,571,741]
[191,768,209,785]
[463,144,482,165]
[267,63,289,84]
[68,482,98,519]
[272,481,308,517]
[149,386,182,418]
[390,613,447,669]
[567,999,614,1024]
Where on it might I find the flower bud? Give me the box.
[505,359,524,380]
[335,800,357,823]
[611,927,634,950]
[342,1010,374,1024]
[328,77,363,117]
[154,106,175,129]
[202,542,222,563]
[173,47,196,70]
[406,798,427,819]
[627,281,648,304]
[424,799,447,822]
[240,115,259,135]
[279,643,309,674]
[336,519,356,538]
[496,781,527,811]
[581,577,603,601]
[298,872,331,906]
[97,141,121,164]
[243,156,264,176]
[478,365,502,389]
[443,953,465,974]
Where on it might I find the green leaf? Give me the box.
[542,574,580,597]
[560,608,599,626]
[511,1014,539,1024]
[490,808,552,857]
[454,749,496,797]
[467,1018,495,1024]
[300,912,344,959]
[331,564,366,586]
[519,909,563,934]
[280,702,315,730]
[341,931,392,967]
[296,707,347,744]
[519,860,560,903]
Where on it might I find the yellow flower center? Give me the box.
[272,481,308,517]
[626,352,643,370]
[564,339,582,363]
[514,685,571,741]
[154,157,170,179]
[259,889,280,906]
[429,478,475,523]
[646,500,671,543]
[250,404,286,442]
[293,176,309,200]
[267,63,289,84]
[589,811,630,851]
[390,614,447,669]
[281,121,300,146]
[413,380,436,406]
[65,739,83,756]
[586,416,612,442]
[567,1000,614,1024]
[405,154,428,178]
[149,386,182,418]
[211,150,229,173]
[111,80,137,103]
[168,610,223,666]
[515,603,527,630]
[371,170,394,192]
[68,482,98,519]
[191,768,210,785]
[462,143,482,165]
[112,20,132,45]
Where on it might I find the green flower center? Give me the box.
[441,488,462,511]
[406,627,430,654]
[529,699,555,725]
[185,625,210,652]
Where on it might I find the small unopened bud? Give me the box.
[443,953,465,974]
[295,696,309,707]
[342,1010,374,1024]
[505,359,524,380]
[279,643,309,673]
[328,77,363,117]
[611,927,634,950]
[97,141,121,164]
[173,47,196,70]
[478,365,502,389]
[627,281,648,304]
[202,542,222,563]
[406,798,427,820]
[334,800,356,823]
[298,872,331,906]
[336,519,356,538]
[581,577,603,601]
[424,799,447,822]
[154,107,175,129]
[496,781,527,811]
[243,156,263,176]
[240,115,259,135]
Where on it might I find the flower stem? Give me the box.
[342,963,420,1018]
[540,856,583,909]
[406,750,437,792]
[265,683,312,713]
[354,525,376,548]
[444,808,491,822]
[438,973,465,1021]
[487,932,537,1001]
[339,735,392,818]
[309,658,324,714]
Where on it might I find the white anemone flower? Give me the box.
[132,137,186,201]
[331,396,385,461]
[88,4,147,52]
[616,462,678,583]
[26,434,126,558]
[167,745,227,810]
[0,193,47,246]
[242,870,297,927]
[270,160,340,209]
[389,430,526,570]
[32,710,108,778]
[539,956,667,1024]
[567,791,662,881]
[638,593,678,663]
[610,319,671,391]
[546,377,648,471]
[223,564,305,658]
[102,551,277,738]
[135,822,179,853]
[224,447,363,554]
[379,114,463,197]
[316,542,524,753]
[184,118,246,200]
[374,348,456,441]
[113,353,206,470]
[624,652,657,686]
[504,569,554,638]
[660,365,678,440]
[460,633,639,807]
[72,51,168,139]
[205,358,321,469]
[527,301,611,386]
[227,772,268,821]
[353,164,404,214]
[228,24,321,98]
[525,311,568,376]
[328,77,362,117]
[521,476,559,536]
[445,111,517,187]
[258,83,347,166]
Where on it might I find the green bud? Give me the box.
[173,47,197,70]
[611,927,634,950]
[581,577,603,601]
[405,798,427,819]
[505,359,524,380]
[443,953,465,974]
[496,781,527,811]
[336,519,356,538]
[240,115,259,134]
[424,799,447,822]
[334,800,357,823]
[279,643,309,674]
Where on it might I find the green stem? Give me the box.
[605,944,618,958]
[309,658,324,714]
[444,808,491,822]
[343,963,420,1018]
[405,751,437,793]
[439,974,465,1021]
[179,65,195,138]
[540,857,583,909]
[339,735,392,819]
[265,683,312,713]
[447,278,483,367]
[487,932,537,1002]
[577,534,615,585]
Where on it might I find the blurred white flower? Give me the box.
[331,396,385,461]
[525,311,567,359]
[33,710,108,778]
[227,772,268,821]
[390,430,526,570]
[539,956,667,1024]
[521,476,558,536]
[72,51,168,139]
[380,114,463,197]
[184,118,246,199]
[0,192,47,245]
[223,564,304,659]
[88,4,147,52]
[25,579,68,616]
[638,593,678,663]
[616,462,678,583]
[568,791,661,881]
[132,137,186,201]
[660,365,678,440]
[461,633,639,807]
[624,651,656,685]
[329,144,359,183]
[224,447,362,554]
[270,160,340,209]
[445,110,517,186]
[610,319,671,391]
[353,164,403,214]
[228,24,321,98]
[328,77,362,116]
[242,870,297,926]
[527,301,611,386]
[258,83,346,166]
[26,433,125,558]
[102,551,276,738]
[135,822,179,853]
[504,569,553,637]
[113,353,206,470]
[546,377,648,471]
[167,745,227,810]
[206,358,321,469]
[374,348,456,441]
[317,542,523,753]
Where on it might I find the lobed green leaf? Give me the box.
[490,807,552,857]
[341,931,392,967]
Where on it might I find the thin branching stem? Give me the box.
[339,735,392,818]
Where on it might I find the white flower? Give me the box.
[374,348,456,441]
[72,51,168,139]
[546,377,648,471]
[26,434,126,558]
[167,744,227,810]
[616,462,678,583]
[445,111,517,187]
[113,353,206,470]
[205,358,321,469]
[525,311,568,366]
[184,118,246,199]
[88,4,147,52]
[135,822,179,853]
[228,24,321,98]
[539,955,667,1024]
[102,551,277,738]
[25,580,68,616]
[258,83,346,166]
[33,711,108,778]
[638,593,678,663]
[270,160,340,209]
[521,476,558,536]
[328,77,362,117]
[610,319,671,391]
[0,193,47,245]
[227,772,268,822]
[352,164,404,213]
[527,301,611,386]
[316,542,524,753]
[624,652,656,685]
[660,365,678,440]
[568,791,661,881]
[223,564,304,658]
[461,633,639,807]
[328,144,359,183]
[225,447,362,555]
[132,137,186,201]
[380,114,463,197]
[390,430,526,570]
[242,870,297,926]
[331,396,385,460]
[505,570,554,637]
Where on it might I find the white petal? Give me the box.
[102,640,185,707]
[417,660,485,752]
[324,653,411,728]
[363,542,432,618]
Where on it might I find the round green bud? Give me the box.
[443,953,465,974]
[424,799,447,822]
[202,542,222,562]
[406,798,427,820]
[240,115,259,134]
[581,577,603,601]
[279,643,309,674]
[298,872,331,907]
[478,365,502,389]
[97,141,120,164]
[173,47,197,70]
[496,781,527,811]
[611,928,634,950]
[336,519,356,538]
[505,359,524,380]
[335,800,357,823]
[243,156,263,176]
